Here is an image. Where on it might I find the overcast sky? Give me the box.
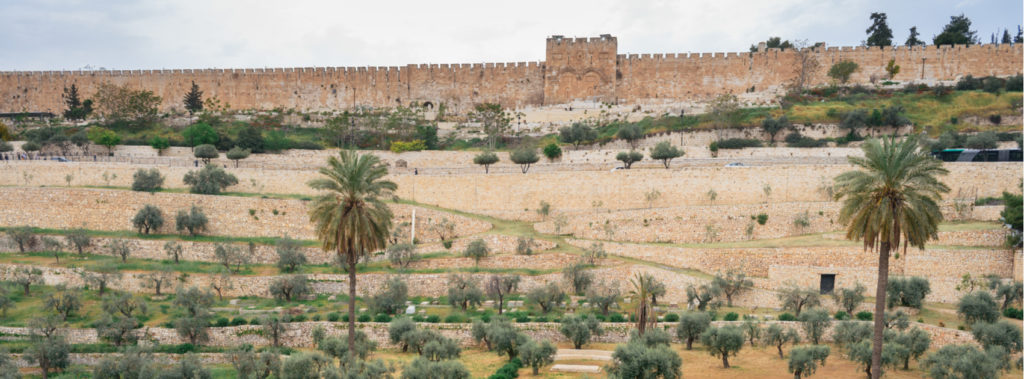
[1,0,1021,71]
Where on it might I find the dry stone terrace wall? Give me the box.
[1,161,1019,218]
[541,202,1003,243]
[569,239,1016,280]
[0,187,489,242]
[0,320,979,352]
[0,232,550,266]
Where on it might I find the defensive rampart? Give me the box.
[1,36,1019,113]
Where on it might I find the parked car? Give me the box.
[610,167,626,172]
[724,162,745,167]
[50,157,69,162]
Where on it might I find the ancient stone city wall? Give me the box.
[1,38,1019,113]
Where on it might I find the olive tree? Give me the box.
[7,226,36,253]
[402,358,469,379]
[995,281,1023,311]
[606,335,682,379]
[132,205,164,234]
[789,345,831,379]
[66,228,91,257]
[702,326,745,368]
[616,124,644,149]
[886,276,931,309]
[193,144,219,164]
[173,287,214,346]
[649,141,683,168]
[226,147,251,168]
[676,312,712,350]
[215,244,250,273]
[131,168,164,192]
[615,150,643,169]
[183,164,238,195]
[446,275,483,311]
[562,262,593,295]
[275,236,307,273]
[163,241,183,263]
[519,339,556,375]
[386,243,418,269]
[922,344,1003,379]
[368,276,408,315]
[713,270,752,307]
[586,281,620,316]
[510,148,539,174]
[893,328,930,370]
[835,283,867,315]
[971,321,1022,354]
[559,123,597,150]
[106,239,132,262]
[485,274,520,315]
[12,267,43,295]
[23,335,70,379]
[957,291,1001,324]
[80,264,120,295]
[777,285,821,316]
[765,324,801,358]
[472,151,499,174]
[560,314,603,349]
[686,283,720,311]
[44,285,81,321]
[799,308,832,344]
[269,275,310,302]
[175,205,209,236]
[526,282,564,313]
[463,238,489,265]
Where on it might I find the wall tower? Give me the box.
[543,34,618,105]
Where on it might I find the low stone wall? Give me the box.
[566,239,1016,280]
[0,233,552,267]
[0,187,490,242]
[825,229,1012,248]
[542,202,1002,243]
[13,352,232,368]
[0,320,977,353]
[2,161,1018,219]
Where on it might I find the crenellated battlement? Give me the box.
[0,36,1019,113]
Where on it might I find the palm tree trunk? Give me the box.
[347,251,357,357]
[870,241,891,379]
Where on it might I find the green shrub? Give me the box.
[785,132,828,148]
[1004,307,1023,320]
[663,313,680,322]
[515,316,530,323]
[610,313,626,323]
[327,312,340,322]
[723,312,739,321]
[834,311,849,320]
[230,317,248,326]
[374,314,391,323]
[715,138,762,149]
[357,314,371,322]
[389,140,427,153]
[215,317,230,327]
[855,311,873,321]
[444,314,465,323]
[412,315,425,322]
[426,315,441,323]
[755,213,769,225]
[778,313,796,321]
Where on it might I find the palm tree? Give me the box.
[629,273,658,335]
[834,136,948,379]
[308,150,396,353]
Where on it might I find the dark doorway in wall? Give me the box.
[820,274,836,295]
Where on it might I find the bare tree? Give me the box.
[485,275,520,315]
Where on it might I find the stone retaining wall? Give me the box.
[0,187,490,242]
[2,161,1018,218]
[0,320,977,353]
[567,239,1016,280]
[541,202,1002,243]
[0,233,554,267]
